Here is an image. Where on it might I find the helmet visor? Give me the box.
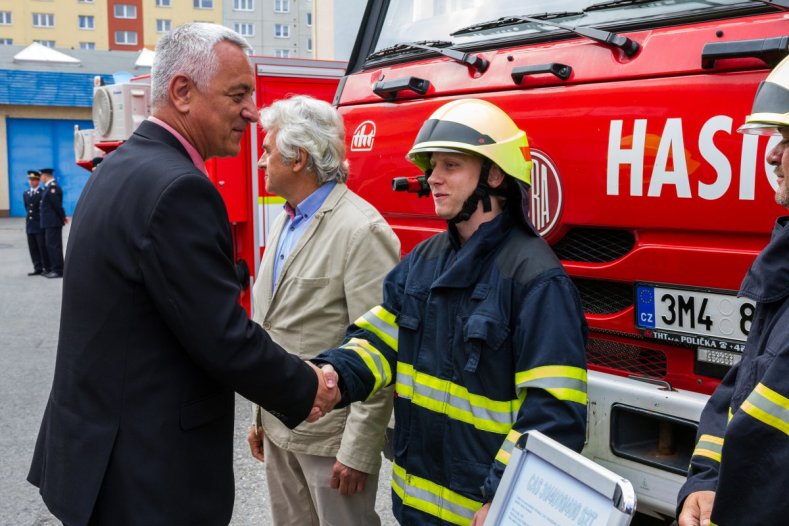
[739,79,789,135]
[737,121,787,136]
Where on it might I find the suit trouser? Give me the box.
[44,227,63,274]
[27,232,49,272]
[263,435,381,526]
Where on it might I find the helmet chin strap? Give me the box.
[449,159,506,224]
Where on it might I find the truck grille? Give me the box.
[587,338,667,378]
[573,279,633,314]
[552,228,635,262]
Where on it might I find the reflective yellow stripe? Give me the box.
[693,448,722,463]
[354,305,399,352]
[692,434,723,463]
[515,365,588,405]
[392,462,482,525]
[741,383,789,437]
[340,337,393,395]
[395,362,521,434]
[259,195,286,205]
[495,429,522,465]
[698,434,723,446]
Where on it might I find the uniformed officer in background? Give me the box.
[23,169,49,276]
[38,167,66,279]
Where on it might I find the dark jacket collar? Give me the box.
[133,119,192,161]
[434,213,514,289]
[740,216,789,303]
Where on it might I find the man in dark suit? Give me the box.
[38,167,66,278]
[23,169,49,275]
[28,23,340,526]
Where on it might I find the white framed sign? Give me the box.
[486,431,636,526]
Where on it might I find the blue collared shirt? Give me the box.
[272,181,336,288]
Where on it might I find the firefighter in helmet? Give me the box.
[313,99,588,525]
[678,56,789,526]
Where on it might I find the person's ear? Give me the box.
[488,164,506,188]
[170,74,192,113]
[292,148,308,173]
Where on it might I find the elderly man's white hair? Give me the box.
[259,96,349,185]
[151,23,252,108]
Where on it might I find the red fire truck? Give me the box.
[333,0,788,521]
[76,56,346,312]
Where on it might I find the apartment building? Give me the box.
[223,0,311,58]
[313,0,365,61]
[0,0,365,58]
[0,0,222,52]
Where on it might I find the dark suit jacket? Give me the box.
[24,187,43,234]
[28,120,318,526]
[39,180,66,229]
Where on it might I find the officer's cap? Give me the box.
[27,170,40,179]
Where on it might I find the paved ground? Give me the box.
[0,216,396,525]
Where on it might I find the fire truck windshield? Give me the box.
[372,0,773,56]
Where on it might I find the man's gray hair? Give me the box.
[259,96,348,185]
[151,23,252,108]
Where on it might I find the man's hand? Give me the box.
[330,460,368,496]
[247,425,264,462]
[305,362,341,422]
[678,490,715,526]
[471,502,491,525]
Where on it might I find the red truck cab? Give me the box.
[334,1,788,520]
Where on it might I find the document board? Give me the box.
[485,430,636,526]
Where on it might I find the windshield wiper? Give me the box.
[451,11,584,35]
[587,0,787,10]
[584,0,665,10]
[366,40,489,72]
[452,13,639,57]
[745,0,789,9]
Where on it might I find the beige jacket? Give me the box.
[252,183,399,474]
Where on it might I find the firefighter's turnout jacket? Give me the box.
[678,217,789,525]
[316,212,588,525]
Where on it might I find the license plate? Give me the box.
[636,284,755,348]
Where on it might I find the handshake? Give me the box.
[306,362,342,422]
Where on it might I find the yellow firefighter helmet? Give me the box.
[738,55,789,135]
[406,99,532,185]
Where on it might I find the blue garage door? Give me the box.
[8,117,93,217]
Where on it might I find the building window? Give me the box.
[115,30,138,45]
[307,38,312,52]
[306,12,312,26]
[275,49,290,58]
[34,40,56,47]
[156,19,171,32]
[156,0,171,6]
[78,15,94,30]
[274,23,289,38]
[0,38,13,45]
[80,41,96,49]
[114,4,137,19]
[234,23,254,37]
[234,0,253,10]
[193,0,214,8]
[0,11,11,25]
[274,0,290,13]
[32,13,55,28]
